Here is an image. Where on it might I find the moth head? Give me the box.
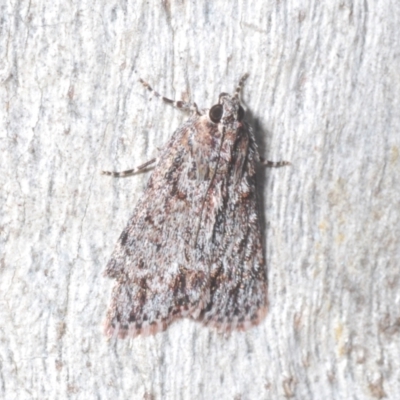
[208,94,245,124]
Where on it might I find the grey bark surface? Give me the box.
[1,1,399,399]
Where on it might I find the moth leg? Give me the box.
[102,157,157,177]
[260,158,291,168]
[139,78,201,116]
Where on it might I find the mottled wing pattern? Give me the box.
[195,122,267,332]
[104,118,213,338]
[104,82,268,338]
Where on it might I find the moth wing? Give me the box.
[198,188,268,332]
[104,120,210,338]
[195,125,268,332]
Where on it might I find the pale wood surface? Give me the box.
[1,1,399,399]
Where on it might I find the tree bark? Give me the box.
[1,1,399,399]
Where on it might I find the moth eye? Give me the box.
[209,104,223,123]
[237,105,245,121]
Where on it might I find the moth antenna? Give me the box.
[234,73,249,99]
[139,78,201,115]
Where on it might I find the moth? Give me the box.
[102,74,288,338]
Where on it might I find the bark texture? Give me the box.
[1,1,399,399]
